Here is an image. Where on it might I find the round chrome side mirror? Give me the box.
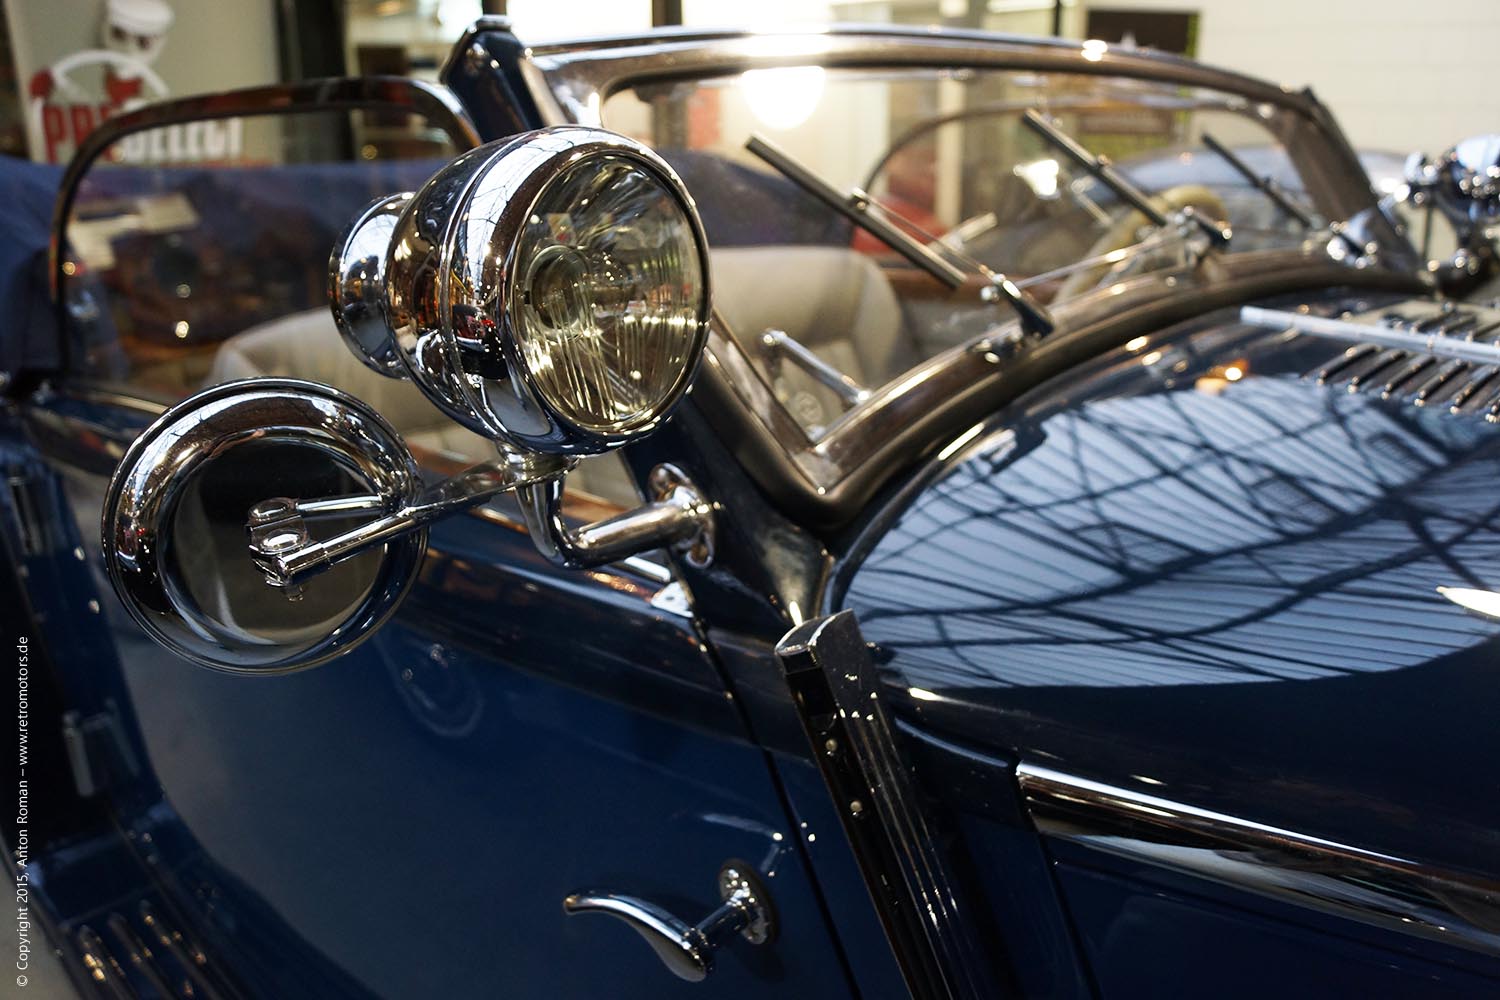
[102,379,427,673]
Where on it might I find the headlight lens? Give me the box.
[512,155,706,435]
[360,127,710,453]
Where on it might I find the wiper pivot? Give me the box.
[1200,131,1365,258]
[1022,109,1232,248]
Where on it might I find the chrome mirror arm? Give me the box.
[516,463,715,571]
[248,453,570,594]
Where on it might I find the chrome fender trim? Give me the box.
[1017,763,1500,957]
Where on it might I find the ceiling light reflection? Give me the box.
[1014,158,1060,199]
[742,66,825,130]
[1437,586,1500,621]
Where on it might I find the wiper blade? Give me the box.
[1200,131,1365,258]
[1021,109,1232,248]
[746,133,1054,337]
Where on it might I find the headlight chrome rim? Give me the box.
[375,126,711,456]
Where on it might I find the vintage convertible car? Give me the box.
[7,18,1500,999]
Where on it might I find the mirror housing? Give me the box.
[102,379,428,673]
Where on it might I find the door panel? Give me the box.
[17,86,855,997]
[1056,861,1500,999]
[24,392,854,998]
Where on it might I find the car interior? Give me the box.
[58,121,1302,504]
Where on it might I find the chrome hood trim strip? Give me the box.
[1018,762,1500,958]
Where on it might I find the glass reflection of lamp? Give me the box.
[1014,158,1061,199]
[741,66,825,131]
[1437,586,1500,622]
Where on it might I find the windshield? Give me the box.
[604,65,1338,438]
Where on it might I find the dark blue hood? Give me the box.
[843,292,1500,882]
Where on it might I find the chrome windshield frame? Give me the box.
[48,76,483,378]
[518,27,1421,528]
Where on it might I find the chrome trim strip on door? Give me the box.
[1017,762,1500,957]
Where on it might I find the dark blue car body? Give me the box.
[4,19,1498,1000]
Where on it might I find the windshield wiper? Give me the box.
[745,133,1054,337]
[1021,109,1232,249]
[1199,131,1366,258]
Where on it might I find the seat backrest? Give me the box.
[710,244,912,431]
[206,309,639,506]
[207,308,455,433]
[710,244,908,385]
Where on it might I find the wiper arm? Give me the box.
[1200,131,1366,258]
[1021,109,1232,248]
[746,133,1054,337]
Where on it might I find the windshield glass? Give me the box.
[604,65,1333,438]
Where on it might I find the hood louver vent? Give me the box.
[1310,305,1500,418]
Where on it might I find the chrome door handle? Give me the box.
[562,863,776,982]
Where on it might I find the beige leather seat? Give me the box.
[205,310,638,506]
[208,246,901,493]
[709,245,910,430]
[207,310,488,458]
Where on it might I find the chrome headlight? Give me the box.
[332,127,711,455]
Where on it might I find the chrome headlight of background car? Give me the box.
[333,126,711,454]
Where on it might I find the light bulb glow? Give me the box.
[513,156,704,434]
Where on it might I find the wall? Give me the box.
[4,0,279,161]
[506,0,1496,158]
[5,0,277,100]
[1085,0,1500,157]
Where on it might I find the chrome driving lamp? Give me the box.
[101,127,715,673]
[1404,133,1500,280]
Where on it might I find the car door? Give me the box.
[9,84,858,999]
